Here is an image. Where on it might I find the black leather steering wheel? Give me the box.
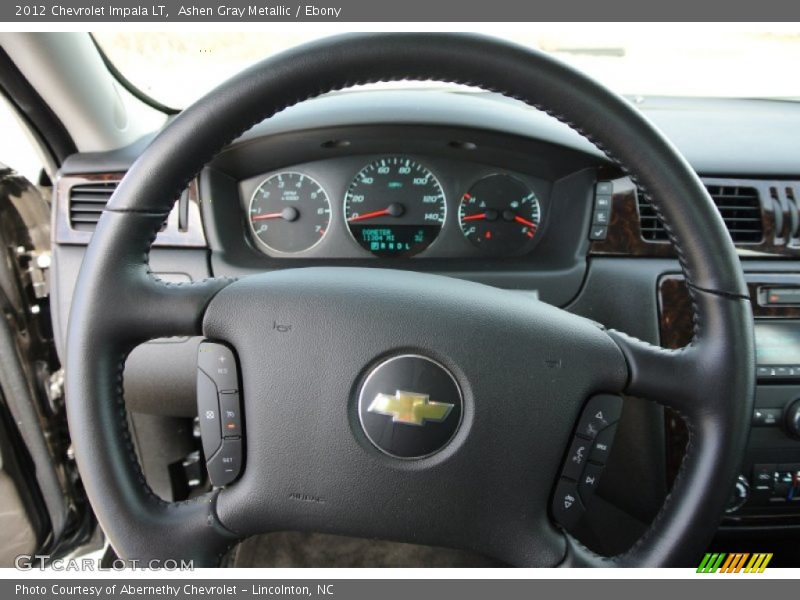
[65,33,754,567]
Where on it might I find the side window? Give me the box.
[0,94,47,183]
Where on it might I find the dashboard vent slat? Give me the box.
[68,181,118,232]
[637,184,763,244]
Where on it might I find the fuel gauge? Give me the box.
[458,174,541,256]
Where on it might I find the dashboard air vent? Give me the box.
[68,181,118,231]
[638,185,763,243]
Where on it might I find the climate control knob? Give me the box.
[725,475,750,514]
[785,399,800,440]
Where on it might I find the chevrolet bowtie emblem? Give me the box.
[367,390,454,426]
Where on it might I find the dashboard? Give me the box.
[51,89,800,558]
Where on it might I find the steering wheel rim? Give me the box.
[65,32,754,567]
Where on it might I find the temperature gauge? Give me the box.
[459,174,541,256]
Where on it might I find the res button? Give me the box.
[198,341,239,392]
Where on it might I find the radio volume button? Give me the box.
[785,399,800,440]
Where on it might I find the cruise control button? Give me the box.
[562,436,591,480]
[207,437,242,487]
[589,424,617,465]
[576,395,623,440]
[579,462,604,503]
[552,478,585,530]
[197,369,222,459]
[219,391,242,437]
[198,341,239,392]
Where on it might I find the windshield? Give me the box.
[94,26,800,109]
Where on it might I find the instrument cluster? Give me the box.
[241,154,547,259]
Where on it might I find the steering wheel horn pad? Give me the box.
[65,33,754,567]
[201,268,626,566]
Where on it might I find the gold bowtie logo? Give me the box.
[367,390,454,426]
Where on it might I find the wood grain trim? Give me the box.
[590,177,800,259]
[659,272,800,351]
[658,272,800,487]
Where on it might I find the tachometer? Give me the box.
[344,157,445,257]
[459,174,541,255]
[248,172,330,254]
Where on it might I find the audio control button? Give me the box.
[562,436,591,481]
[575,395,622,440]
[589,425,617,465]
[552,478,585,530]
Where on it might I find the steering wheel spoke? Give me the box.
[74,210,232,343]
[609,288,753,419]
[606,330,701,414]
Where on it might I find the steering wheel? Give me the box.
[65,33,754,567]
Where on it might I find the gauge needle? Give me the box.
[253,207,300,222]
[348,208,391,222]
[251,212,284,221]
[348,202,405,223]
[462,212,487,222]
[514,215,537,229]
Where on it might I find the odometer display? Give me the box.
[248,172,330,254]
[344,157,445,257]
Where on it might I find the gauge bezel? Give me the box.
[342,156,447,258]
[457,172,542,257]
[247,170,332,256]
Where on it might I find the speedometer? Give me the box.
[344,157,445,257]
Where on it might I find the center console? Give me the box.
[659,273,800,524]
